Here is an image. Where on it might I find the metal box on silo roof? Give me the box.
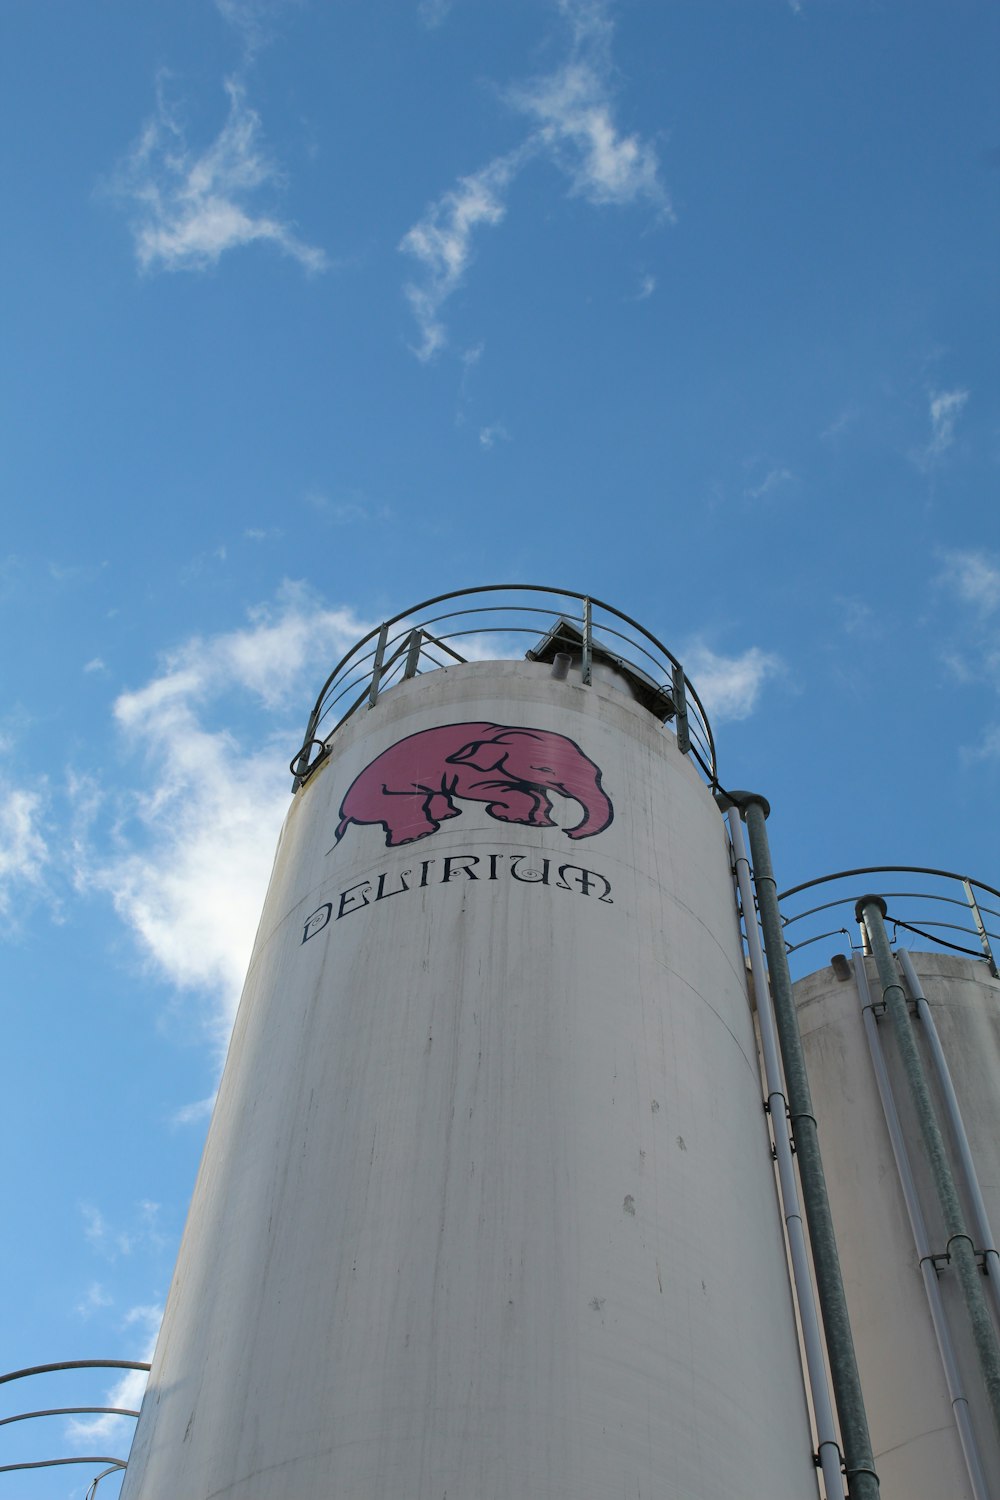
[121,589,818,1500]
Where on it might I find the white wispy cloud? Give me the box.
[939,549,999,616]
[400,151,526,361]
[511,0,666,211]
[937,550,1000,761]
[78,587,371,1042]
[835,596,877,637]
[68,1303,163,1449]
[114,75,327,274]
[214,0,290,59]
[418,0,455,26]
[400,0,666,357]
[683,643,783,722]
[745,467,793,501]
[76,1282,114,1319]
[479,421,510,449]
[507,56,664,210]
[917,387,970,467]
[961,725,1000,764]
[171,1094,217,1127]
[820,402,859,441]
[82,1200,164,1262]
[305,491,393,524]
[0,783,49,916]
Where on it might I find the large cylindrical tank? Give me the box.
[122,653,817,1498]
[794,948,1000,1498]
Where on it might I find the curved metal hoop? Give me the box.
[291,584,718,789]
[0,1359,150,1488]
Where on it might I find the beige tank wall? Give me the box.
[123,660,817,1500]
[794,950,1000,1498]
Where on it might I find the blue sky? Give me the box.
[2,0,998,1490]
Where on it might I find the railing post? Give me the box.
[671,663,690,754]
[404,629,423,680]
[369,622,389,708]
[962,878,998,977]
[581,597,592,685]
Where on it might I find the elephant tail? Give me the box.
[334,815,351,843]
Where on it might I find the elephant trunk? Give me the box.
[554,774,613,840]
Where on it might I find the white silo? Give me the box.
[119,589,824,1500]
[784,873,1000,1500]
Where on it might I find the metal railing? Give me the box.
[776,866,1000,980]
[290,585,717,789]
[0,1360,148,1495]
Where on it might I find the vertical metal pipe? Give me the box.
[737,796,880,1500]
[859,897,1000,1441]
[726,807,844,1499]
[895,947,1000,1325]
[852,955,991,1500]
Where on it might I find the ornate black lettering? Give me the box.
[376,868,411,902]
[442,855,480,882]
[509,856,550,885]
[302,903,333,943]
[488,853,502,880]
[337,881,373,918]
[418,859,436,888]
[556,863,612,901]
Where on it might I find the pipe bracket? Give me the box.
[814,1436,845,1469]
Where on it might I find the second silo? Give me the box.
[784,872,1000,1500]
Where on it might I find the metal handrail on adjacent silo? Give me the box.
[776,866,1000,979]
[289,585,717,789]
[0,1360,148,1488]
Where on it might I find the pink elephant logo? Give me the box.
[334,721,614,849]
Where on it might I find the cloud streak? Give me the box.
[114,76,327,274]
[940,549,1000,617]
[507,64,664,209]
[683,643,783,722]
[915,387,969,468]
[937,550,1000,762]
[68,1303,163,1449]
[400,0,667,357]
[745,467,793,501]
[0,783,48,916]
[400,151,525,361]
[79,587,371,1043]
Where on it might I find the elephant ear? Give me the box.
[448,729,546,772]
[447,739,508,772]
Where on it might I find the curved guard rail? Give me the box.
[0,1360,149,1489]
[289,584,717,789]
[776,866,999,979]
